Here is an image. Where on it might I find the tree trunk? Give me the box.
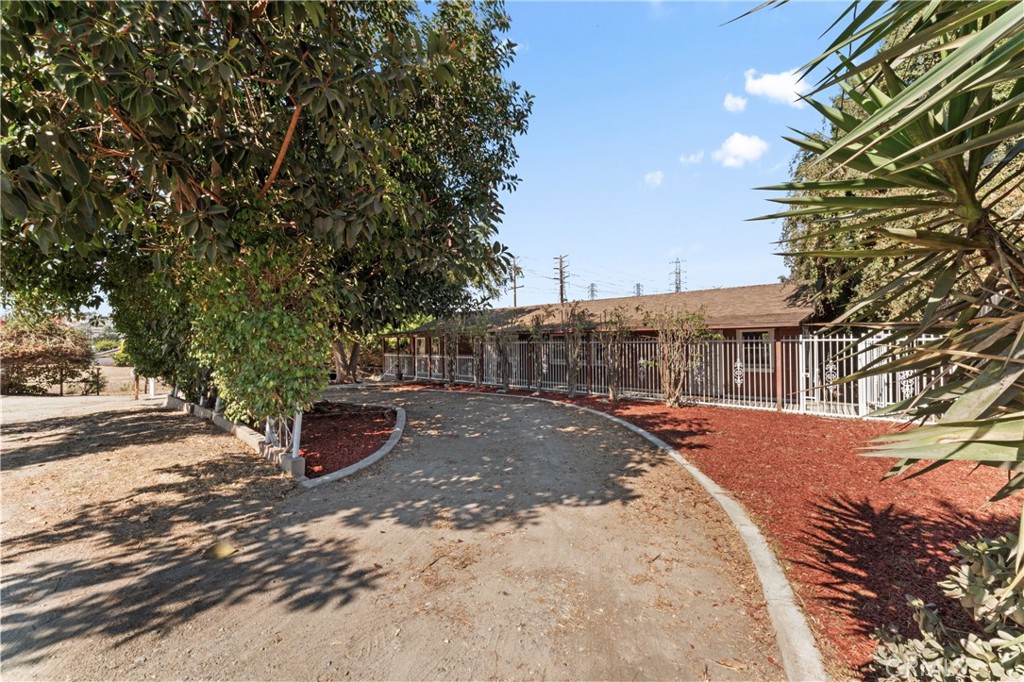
[331,338,346,382]
[332,338,361,383]
[346,341,361,383]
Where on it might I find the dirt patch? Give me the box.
[299,403,395,478]
[3,387,787,681]
[409,381,1015,679]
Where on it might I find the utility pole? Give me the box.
[510,256,523,307]
[588,283,597,300]
[671,258,684,293]
[555,255,567,304]
[634,283,643,297]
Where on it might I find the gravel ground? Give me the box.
[2,387,783,681]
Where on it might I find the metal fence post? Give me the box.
[774,339,783,411]
[797,337,807,414]
[857,337,869,417]
[292,409,303,460]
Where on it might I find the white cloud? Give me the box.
[643,170,664,187]
[712,133,769,168]
[678,150,704,165]
[744,68,808,108]
[723,93,747,113]
[648,0,669,18]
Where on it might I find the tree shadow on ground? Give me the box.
[2,387,710,671]
[308,389,711,532]
[1,414,381,669]
[797,494,1014,643]
[2,409,199,470]
[597,402,712,450]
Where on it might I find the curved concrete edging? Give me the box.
[299,405,406,489]
[416,388,827,682]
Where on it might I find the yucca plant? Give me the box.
[758,1,1023,545]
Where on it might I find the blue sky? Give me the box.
[490,1,844,307]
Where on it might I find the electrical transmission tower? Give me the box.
[555,255,567,304]
[634,283,643,297]
[671,258,685,293]
[588,283,597,300]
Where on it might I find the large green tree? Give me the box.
[1,0,530,421]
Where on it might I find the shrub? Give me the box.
[112,348,133,367]
[871,533,1024,681]
[94,338,120,352]
[0,315,93,395]
[74,366,107,396]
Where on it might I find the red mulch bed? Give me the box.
[408,381,1016,677]
[299,403,395,479]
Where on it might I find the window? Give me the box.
[741,330,772,370]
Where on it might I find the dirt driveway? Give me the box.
[2,387,782,680]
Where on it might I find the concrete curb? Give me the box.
[165,396,307,480]
[415,388,828,682]
[299,404,406,489]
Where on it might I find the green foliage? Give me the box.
[779,130,917,322]
[759,1,1024,509]
[0,315,93,394]
[93,339,119,352]
[1,0,530,424]
[644,308,716,407]
[559,302,592,397]
[872,533,1024,681]
[437,316,470,387]
[191,238,337,422]
[112,347,132,367]
[492,326,515,392]
[598,306,635,402]
[106,249,208,401]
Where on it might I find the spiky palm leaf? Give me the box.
[758,1,1023,505]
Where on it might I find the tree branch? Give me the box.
[258,103,303,197]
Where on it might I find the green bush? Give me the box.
[871,533,1024,681]
[191,236,337,422]
[94,338,120,352]
[112,348,132,367]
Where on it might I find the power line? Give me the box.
[634,283,644,297]
[587,283,597,300]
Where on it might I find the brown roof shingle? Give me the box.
[409,283,812,334]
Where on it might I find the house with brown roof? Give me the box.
[399,282,813,345]
[382,283,938,419]
[384,283,815,402]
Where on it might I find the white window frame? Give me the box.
[738,329,774,372]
